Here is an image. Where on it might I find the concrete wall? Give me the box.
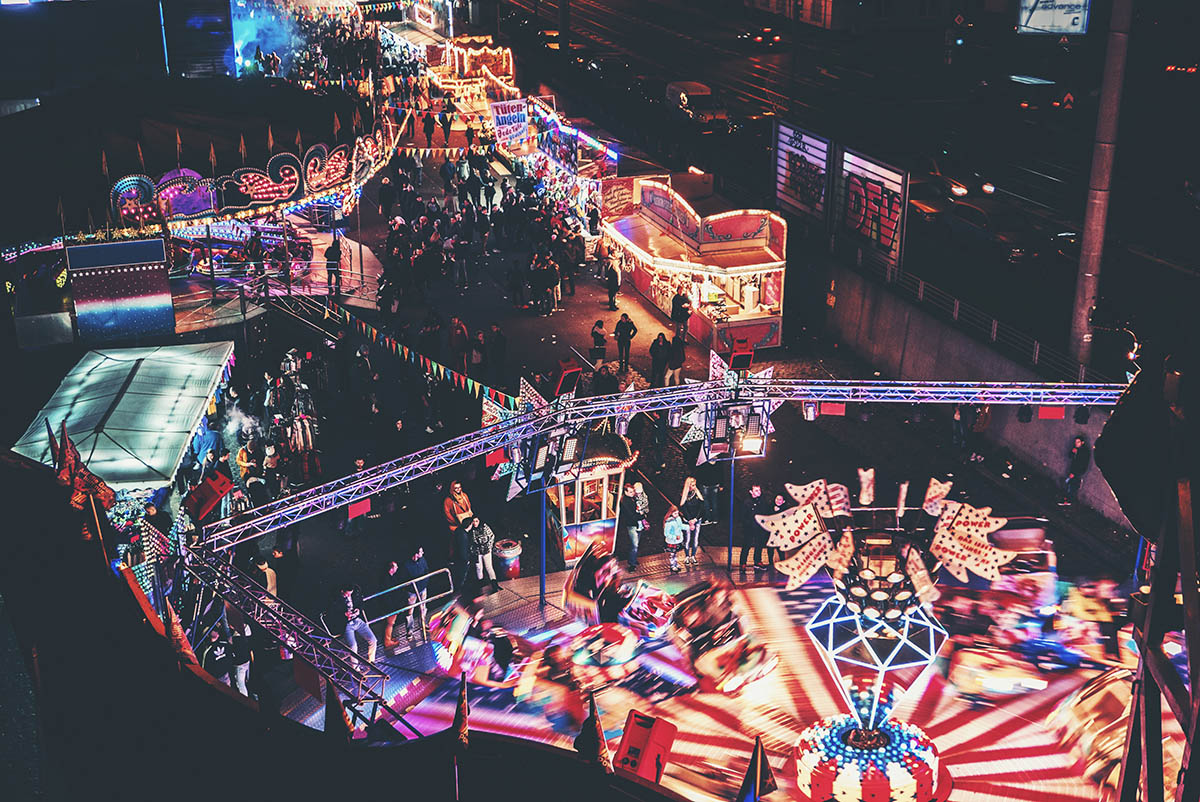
[824,261,1129,526]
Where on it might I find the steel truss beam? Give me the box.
[201,379,1124,551]
[182,545,420,735]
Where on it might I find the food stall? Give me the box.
[601,174,787,351]
[545,433,637,566]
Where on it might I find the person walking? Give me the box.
[614,313,637,373]
[605,262,620,311]
[422,111,436,148]
[649,333,669,388]
[739,484,773,572]
[438,110,452,146]
[619,482,645,571]
[464,516,500,592]
[229,623,254,697]
[199,627,232,686]
[589,320,607,369]
[339,584,377,664]
[679,477,704,567]
[665,334,686,387]
[1061,435,1091,505]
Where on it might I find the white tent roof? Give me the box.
[11,342,235,491]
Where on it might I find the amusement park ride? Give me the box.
[173,350,1197,801]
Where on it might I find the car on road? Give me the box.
[916,152,995,199]
[665,81,728,133]
[737,26,784,49]
[946,198,1043,263]
[907,176,953,224]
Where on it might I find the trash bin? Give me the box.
[494,539,522,580]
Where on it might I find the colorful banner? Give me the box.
[835,147,908,271]
[489,99,529,147]
[775,120,830,225]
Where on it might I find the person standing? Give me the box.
[198,627,232,686]
[619,483,645,571]
[443,480,474,583]
[665,334,686,387]
[1062,435,1091,505]
[605,262,620,311]
[589,320,607,369]
[697,460,721,524]
[254,554,278,596]
[229,624,254,697]
[670,286,692,340]
[378,559,404,651]
[613,313,637,373]
[663,506,685,573]
[679,477,704,567]
[339,584,377,664]
[422,111,436,148]
[739,484,773,572]
[464,516,500,592]
[649,333,669,388]
[404,544,430,639]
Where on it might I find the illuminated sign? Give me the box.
[775,120,829,225]
[1017,0,1089,35]
[835,148,907,271]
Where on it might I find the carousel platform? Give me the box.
[280,545,1119,802]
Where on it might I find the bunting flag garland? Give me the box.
[327,301,517,409]
[929,501,1015,582]
[857,468,875,506]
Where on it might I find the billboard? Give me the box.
[834,149,907,271]
[775,120,830,226]
[67,239,174,343]
[1017,0,1089,35]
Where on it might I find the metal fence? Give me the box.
[872,262,1108,383]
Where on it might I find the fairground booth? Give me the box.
[11,342,235,603]
[601,172,787,351]
[545,432,638,566]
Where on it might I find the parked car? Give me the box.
[737,26,784,49]
[907,175,953,224]
[665,81,728,133]
[946,199,1043,262]
[916,152,995,199]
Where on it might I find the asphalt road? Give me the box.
[500,0,1200,366]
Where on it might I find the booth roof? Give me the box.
[610,214,783,272]
[11,342,235,491]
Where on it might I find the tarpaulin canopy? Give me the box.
[11,342,235,491]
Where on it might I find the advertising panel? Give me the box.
[601,177,637,219]
[775,120,830,225]
[490,99,529,147]
[1017,0,1089,35]
[67,239,174,343]
[834,148,907,271]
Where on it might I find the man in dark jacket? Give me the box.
[422,112,437,148]
[670,287,692,339]
[378,176,396,218]
[619,483,645,571]
[739,484,774,571]
[405,544,430,639]
[1062,435,1091,504]
[605,264,620,311]
[613,313,637,373]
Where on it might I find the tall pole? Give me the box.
[1069,0,1132,369]
[558,0,570,51]
[727,458,735,572]
[539,488,547,606]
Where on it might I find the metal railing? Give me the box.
[877,262,1107,383]
[318,567,454,643]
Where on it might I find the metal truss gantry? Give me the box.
[183,544,422,736]
[201,379,1125,551]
